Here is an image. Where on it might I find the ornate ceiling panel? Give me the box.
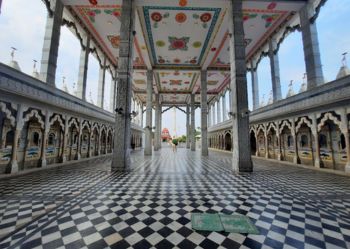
[161,94,189,104]
[138,4,224,67]
[156,70,198,93]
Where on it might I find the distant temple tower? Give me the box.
[161,128,172,142]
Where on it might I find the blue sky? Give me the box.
[0,0,349,136]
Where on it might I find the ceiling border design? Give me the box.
[74,5,121,65]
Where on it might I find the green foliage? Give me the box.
[172,139,178,145]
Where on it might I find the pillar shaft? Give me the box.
[154,94,160,151]
[75,119,81,160]
[208,106,211,127]
[300,4,324,89]
[229,0,253,172]
[190,94,196,151]
[77,36,90,100]
[40,0,64,85]
[222,95,227,121]
[9,104,23,173]
[212,105,216,125]
[159,106,162,148]
[292,119,300,164]
[61,115,68,162]
[201,71,208,156]
[110,75,117,112]
[250,61,259,110]
[186,104,190,149]
[229,90,232,115]
[97,57,106,108]
[144,70,153,156]
[311,113,321,168]
[269,39,282,102]
[216,99,221,123]
[140,104,144,128]
[112,0,135,171]
[40,110,50,167]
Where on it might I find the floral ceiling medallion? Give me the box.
[175,13,187,23]
[168,36,190,51]
[179,0,187,7]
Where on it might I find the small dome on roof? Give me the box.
[336,65,350,80]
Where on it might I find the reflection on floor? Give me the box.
[0,148,349,249]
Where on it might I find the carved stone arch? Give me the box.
[49,113,65,130]
[257,125,265,135]
[106,125,113,134]
[0,102,16,126]
[68,117,79,130]
[91,122,99,133]
[279,120,292,134]
[100,124,107,135]
[81,120,91,133]
[318,112,344,132]
[23,109,45,129]
[249,125,256,134]
[296,117,312,133]
[224,130,232,136]
[267,122,277,134]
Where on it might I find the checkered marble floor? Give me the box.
[1,148,350,249]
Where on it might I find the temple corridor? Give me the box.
[0,148,349,249]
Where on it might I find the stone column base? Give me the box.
[345,162,350,172]
[10,160,19,173]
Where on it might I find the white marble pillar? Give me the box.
[201,70,208,156]
[212,103,216,125]
[250,60,259,110]
[229,0,253,172]
[9,104,24,173]
[186,104,190,149]
[190,94,196,151]
[76,35,90,100]
[110,75,117,112]
[216,99,221,123]
[40,0,64,85]
[140,104,144,128]
[228,89,232,116]
[97,57,106,108]
[144,70,153,156]
[111,0,135,171]
[159,105,162,148]
[311,113,321,168]
[208,106,212,127]
[300,3,324,89]
[269,39,282,102]
[222,94,227,121]
[61,115,69,162]
[154,94,160,151]
[40,110,50,167]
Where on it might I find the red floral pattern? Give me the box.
[200,13,212,23]
[89,0,98,5]
[267,2,277,10]
[175,13,187,23]
[151,12,162,22]
[179,0,187,7]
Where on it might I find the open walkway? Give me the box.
[0,148,350,249]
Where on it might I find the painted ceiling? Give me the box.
[61,0,306,105]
